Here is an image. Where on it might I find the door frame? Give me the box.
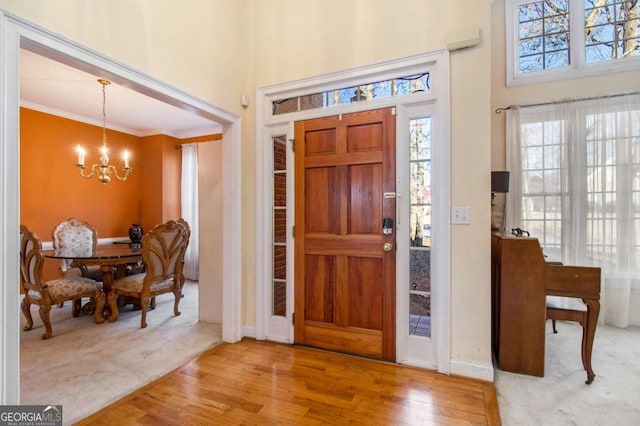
[0,11,242,404]
[255,49,451,373]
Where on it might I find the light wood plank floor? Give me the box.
[76,339,500,425]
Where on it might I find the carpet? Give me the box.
[495,321,640,426]
[20,281,222,426]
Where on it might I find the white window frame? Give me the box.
[506,0,640,86]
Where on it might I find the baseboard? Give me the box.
[450,359,495,382]
[242,325,256,339]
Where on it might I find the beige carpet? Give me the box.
[495,321,640,425]
[20,280,222,426]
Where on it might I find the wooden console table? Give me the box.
[491,234,600,381]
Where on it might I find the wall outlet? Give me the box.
[451,207,471,224]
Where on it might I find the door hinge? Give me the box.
[289,138,295,152]
[391,107,396,116]
[292,312,295,325]
[292,225,295,238]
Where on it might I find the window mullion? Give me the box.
[570,0,585,70]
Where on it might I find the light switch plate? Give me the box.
[451,207,471,224]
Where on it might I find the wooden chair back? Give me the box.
[141,220,188,291]
[20,225,46,294]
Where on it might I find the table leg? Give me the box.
[94,264,115,324]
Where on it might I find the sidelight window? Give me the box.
[272,135,287,317]
[409,117,432,337]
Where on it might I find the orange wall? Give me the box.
[139,134,182,231]
[20,108,143,240]
[139,134,164,234]
[162,137,182,222]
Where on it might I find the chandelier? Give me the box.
[75,79,132,184]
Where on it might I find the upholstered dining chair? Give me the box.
[52,218,104,282]
[147,218,191,310]
[20,225,105,339]
[106,220,188,328]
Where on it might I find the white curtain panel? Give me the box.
[506,93,640,327]
[181,143,199,280]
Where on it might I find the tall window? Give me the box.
[506,93,640,327]
[507,0,640,84]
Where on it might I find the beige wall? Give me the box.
[0,0,246,116]
[2,0,495,374]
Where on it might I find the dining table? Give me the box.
[44,242,143,323]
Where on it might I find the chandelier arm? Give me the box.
[77,164,98,179]
[112,165,133,182]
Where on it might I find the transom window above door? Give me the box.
[272,73,430,115]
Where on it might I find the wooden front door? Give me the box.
[294,108,396,361]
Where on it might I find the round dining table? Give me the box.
[43,243,143,323]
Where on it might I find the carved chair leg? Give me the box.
[173,288,182,317]
[21,298,33,331]
[38,303,53,339]
[140,295,150,328]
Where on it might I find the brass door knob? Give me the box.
[383,242,393,252]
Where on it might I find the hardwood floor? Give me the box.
[76,339,500,425]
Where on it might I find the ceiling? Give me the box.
[20,49,223,139]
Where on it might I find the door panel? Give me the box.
[348,257,383,330]
[305,167,339,234]
[294,108,396,361]
[349,164,382,234]
[304,255,335,323]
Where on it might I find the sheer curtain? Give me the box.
[506,93,640,327]
[181,143,199,280]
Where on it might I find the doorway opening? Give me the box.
[0,11,242,404]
